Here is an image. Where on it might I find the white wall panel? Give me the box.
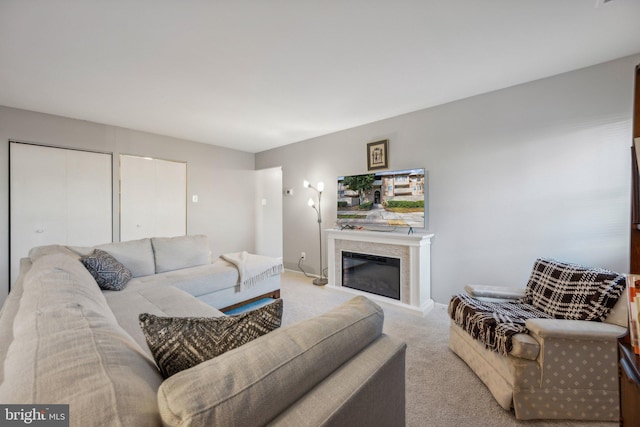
[255,167,283,258]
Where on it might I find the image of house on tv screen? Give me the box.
[337,168,425,229]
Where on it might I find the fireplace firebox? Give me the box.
[342,251,400,300]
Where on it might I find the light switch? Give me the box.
[192,195,199,203]
[261,198,267,206]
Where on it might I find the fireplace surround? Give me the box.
[327,228,434,315]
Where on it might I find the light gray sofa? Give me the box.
[0,243,407,426]
[28,235,282,311]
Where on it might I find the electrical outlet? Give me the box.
[300,252,306,260]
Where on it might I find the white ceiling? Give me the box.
[1,1,639,154]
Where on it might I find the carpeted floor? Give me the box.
[278,270,616,427]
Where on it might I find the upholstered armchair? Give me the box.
[448,258,627,421]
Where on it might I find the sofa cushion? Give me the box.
[0,253,162,426]
[28,244,80,261]
[130,259,239,297]
[104,283,224,356]
[95,238,156,278]
[152,235,211,274]
[140,299,283,378]
[157,295,383,427]
[524,258,626,321]
[80,249,133,290]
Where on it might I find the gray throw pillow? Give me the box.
[139,299,283,378]
[80,249,133,291]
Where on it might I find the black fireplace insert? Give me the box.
[342,251,400,300]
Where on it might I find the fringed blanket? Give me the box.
[221,251,283,291]
[448,293,551,356]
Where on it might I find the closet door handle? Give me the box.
[35,229,44,233]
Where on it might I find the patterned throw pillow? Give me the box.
[139,299,283,378]
[524,258,625,321]
[80,249,133,291]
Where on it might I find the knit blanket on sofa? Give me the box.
[448,293,551,356]
[221,251,283,291]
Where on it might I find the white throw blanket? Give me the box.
[221,251,283,290]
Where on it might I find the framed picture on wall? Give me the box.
[367,139,389,170]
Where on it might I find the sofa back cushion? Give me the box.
[96,238,156,277]
[524,258,626,321]
[0,253,163,426]
[151,235,211,274]
[157,296,384,427]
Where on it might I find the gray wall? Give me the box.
[256,55,640,304]
[255,167,284,258]
[0,106,256,305]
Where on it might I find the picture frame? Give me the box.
[367,139,389,171]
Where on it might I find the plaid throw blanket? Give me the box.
[448,293,551,355]
[524,258,625,321]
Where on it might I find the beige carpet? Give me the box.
[279,270,615,427]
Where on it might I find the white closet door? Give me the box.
[10,142,112,286]
[120,155,186,241]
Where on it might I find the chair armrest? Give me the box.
[464,285,525,300]
[526,318,626,340]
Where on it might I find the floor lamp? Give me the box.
[304,180,328,286]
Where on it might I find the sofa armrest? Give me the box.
[526,318,626,340]
[464,285,525,300]
[269,335,406,427]
[525,318,625,391]
[158,296,386,427]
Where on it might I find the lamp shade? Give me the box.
[307,198,315,207]
[303,180,310,188]
[316,181,325,192]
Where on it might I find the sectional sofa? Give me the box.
[0,236,407,426]
[31,235,283,311]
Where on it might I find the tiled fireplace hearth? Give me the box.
[326,229,434,315]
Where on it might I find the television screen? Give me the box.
[337,168,426,230]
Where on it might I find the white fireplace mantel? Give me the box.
[326,228,434,315]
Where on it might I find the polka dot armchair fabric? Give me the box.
[448,259,627,421]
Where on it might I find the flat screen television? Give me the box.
[337,168,426,230]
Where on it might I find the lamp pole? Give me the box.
[304,180,328,286]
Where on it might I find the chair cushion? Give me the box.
[524,258,625,321]
[151,235,211,273]
[139,299,282,378]
[448,292,550,355]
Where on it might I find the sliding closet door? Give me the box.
[10,142,112,285]
[120,155,186,241]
